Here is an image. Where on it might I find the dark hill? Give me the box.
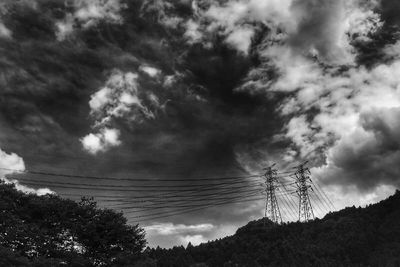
[148,190,400,267]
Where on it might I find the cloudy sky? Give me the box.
[1,0,400,248]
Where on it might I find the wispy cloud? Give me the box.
[81,68,162,154]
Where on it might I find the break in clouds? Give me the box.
[1,0,400,246]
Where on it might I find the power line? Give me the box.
[14,179,266,192]
[277,192,298,221]
[103,189,266,207]
[60,187,265,201]
[276,180,299,217]
[310,186,330,214]
[126,197,266,222]
[1,167,264,182]
[1,162,336,224]
[112,192,264,213]
[311,180,336,210]
[276,194,297,222]
[22,184,267,202]
[58,187,263,200]
[13,176,266,189]
[308,192,325,217]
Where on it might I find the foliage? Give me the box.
[2,179,400,267]
[0,182,146,266]
[148,190,400,267]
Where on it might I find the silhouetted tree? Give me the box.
[0,181,146,266]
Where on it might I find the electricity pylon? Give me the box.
[293,161,314,222]
[263,164,282,224]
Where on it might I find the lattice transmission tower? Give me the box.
[293,161,314,222]
[263,164,282,224]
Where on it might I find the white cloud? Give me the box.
[203,0,292,53]
[190,0,381,60]
[89,87,113,112]
[255,37,400,198]
[81,128,121,154]
[10,181,55,196]
[0,21,11,38]
[228,0,393,177]
[181,0,293,50]
[145,223,214,235]
[309,182,397,212]
[0,149,54,196]
[56,14,74,41]
[228,0,399,203]
[285,115,324,158]
[89,69,157,124]
[261,45,324,93]
[56,0,126,40]
[0,149,25,178]
[102,127,121,146]
[347,8,382,42]
[309,106,400,191]
[145,223,216,247]
[184,19,203,44]
[0,6,11,38]
[140,0,183,29]
[384,40,400,59]
[139,65,162,77]
[205,0,292,30]
[82,69,162,154]
[74,0,123,25]
[81,133,102,154]
[273,59,400,189]
[225,26,254,54]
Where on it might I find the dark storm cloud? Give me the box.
[0,0,279,182]
[0,1,166,167]
[0,3,284,249]
[2,0,400,247]
[379,0,400,26]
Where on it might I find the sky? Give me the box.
[0,0,400,248]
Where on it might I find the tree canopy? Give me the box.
[0,181,146,266]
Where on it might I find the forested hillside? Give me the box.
[2,181,400,267]
[148,190,400,267]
